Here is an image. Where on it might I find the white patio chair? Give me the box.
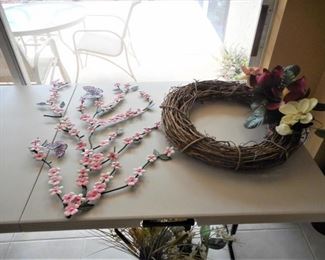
[73,0,140,83]
[18,38,70,84]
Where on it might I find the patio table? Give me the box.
[4,2,86,37]
[1,83,325,233]
[3,2,86,56]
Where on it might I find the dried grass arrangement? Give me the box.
[161,80,307,170]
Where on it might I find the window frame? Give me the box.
[0,4,30,86]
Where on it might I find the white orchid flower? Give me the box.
[275,124,293,135]
[279,98,318,125]
[275,98,318,136]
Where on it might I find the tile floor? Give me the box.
[0,223,325,259]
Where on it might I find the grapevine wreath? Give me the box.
[161,65,325,170]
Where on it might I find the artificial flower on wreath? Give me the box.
[242,64,325,138]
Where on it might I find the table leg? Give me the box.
[227,224,239,260]
[58,31,75,54]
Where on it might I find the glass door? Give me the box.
[0,0,276,85]
[0,3,29,86]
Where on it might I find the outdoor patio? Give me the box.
[2,0,261,84]
[50,0,225,84]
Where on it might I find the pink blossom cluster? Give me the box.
[94,99,104,108]
[78,87,152,134]
[100,172,114,182]
[139,91,152,102]
[114,93,125,103]
[111,161,121,170]
[81,108,144,132]
[125,146,175,187]
[122,122,161,146]
[30,138,47,160]
[124,164,147,186]
[48,167,63,196]
[79,113,107,133]
[98,93,125,113]
[124,157,154,187]
[80,113,92,122]
[164,147,175,157]
[29,138,42,151]
[76,168,89,186]
[29,82,178,218]
[57,117,80,137]
[77,84,126,114]
[62,192,85,217]
[86,182,107,202]
[33,152,47,161]
[104,108,144,127]
[147,154,157,162]
[77,97,86,112]
[76,141,87,151]
[46,84,64,115]
[107,152,119,161]
[80,150,105,171]
[126,175,138,186]
[114,82,131,93]
[52,80,69,89]
[114,82,121,88]
[98,131,118,148]
[134,167,145,176]
[123,137,134,145]
[124,83,131,92]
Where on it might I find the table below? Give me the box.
[1,82,325,233]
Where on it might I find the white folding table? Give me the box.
[1,83,325,233]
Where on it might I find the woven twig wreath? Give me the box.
[161,80,307,170]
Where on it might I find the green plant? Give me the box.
[218,47,248,80]
[93,225,234,259]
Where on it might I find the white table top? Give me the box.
[1,83,325,233]
[4,2,85,36]
[0,85,74,232]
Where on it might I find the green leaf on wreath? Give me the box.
[313,103,325,111]
[244,105,266,129]
[250,101,261,110]
[250,99,267,111]
[315,129,325,138]
[282,65,300,86]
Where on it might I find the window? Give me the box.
[0,0,275,85]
